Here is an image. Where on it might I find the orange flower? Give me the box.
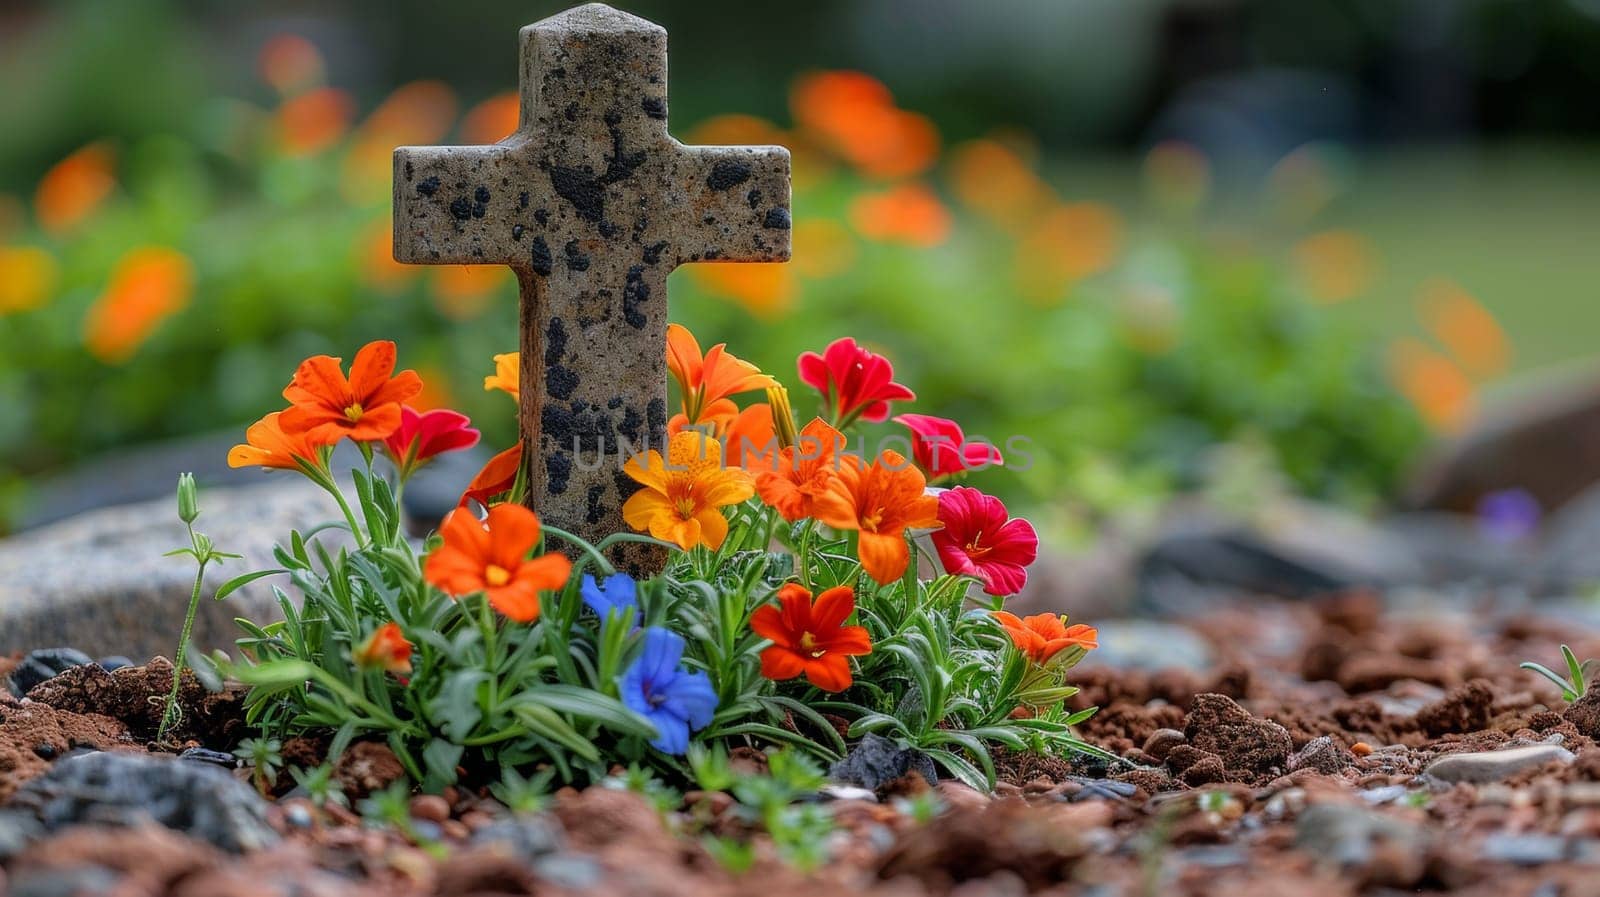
[429,265,510,319]
[356,221,417,293]
[1418,278,1509,378]
[83,246,193,363]
[1014,202,1123,305]
[751,583,872,692]
[460,443,522,508]
[353,622,413,678]
[812,450,939,585]
[666,324,777,426]
[1387,338,1475,433]
[684,263,796,318]
[756,418,852,522]
[992,612,1098,667]
[484,352,519,402]
[279,340,424,442]
[790,71,938,180]
[622,431,754,550]
[0,246,58,315]
[948,138,1052,231]
[724,402,778,471]
[35,142,116,235]
[258,34,325,96]
[275,87,355,156]
[461,91,521,145]
[849,184,952,247]
[343,81,458,198]
[226,411,333,474]
[1291,230,1377,304]
[423,504,572,622]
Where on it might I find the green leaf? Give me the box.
[428,671,488,740]
[214,569,283,601]
[423,739,465,790]
[514,687,656,739]
[232,660,318,687]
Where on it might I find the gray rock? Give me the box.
[0,480,342,658]
[1422,744,1575,784]
[7,751,279,853]
[1075,620,1213,672]
[1294,803,1429,878]
[1480,833,1568,865]
[392,3,791,574]
[0,809,44,861]
[5,648,92,697]
[829,733,938,791]
[1288,735,1350,775]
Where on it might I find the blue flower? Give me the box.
[581,572,639,626]
[619,627,717,755]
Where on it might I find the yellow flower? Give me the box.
[485,352,519,401]
[622,431,754,550]
[0,246,58,315]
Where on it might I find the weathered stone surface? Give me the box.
[392,3,791,574]
[8,751,279,853]
[0,481,338,658]
[1423,744,1575,784]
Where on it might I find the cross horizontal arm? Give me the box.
[663,143,792,268]
[394,144,532,267]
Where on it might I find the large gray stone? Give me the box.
[392,3,791,574]
[0,480,341,658]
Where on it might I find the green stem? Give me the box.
[157,526,207,745]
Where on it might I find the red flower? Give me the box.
[460,443,521,508]
[750,583,872,692]
[893,413,1002,480]
[353,622,413,678]
[797,337,914,427]
[280,340,423,442]
[931,486,1038,597]
[383,406,480,479]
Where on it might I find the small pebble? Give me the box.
[441,819,470,841]
[460,810,496,832]
[409,794,451,823]
[1143,728,1187,761]
[1351,742,1373,757]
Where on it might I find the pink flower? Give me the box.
[893,413,1002,481]
[931,486,1038,597]
[797,337,914,427]
[383,406,481,480]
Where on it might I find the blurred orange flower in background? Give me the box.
[343,81,458,198]
[791,219,856,279]
[1014,202,1123,304]
[357,221,417,293]
[276,87,355,156]
[1418,278,1510,379]
[258,34,325,96]
[0,246,59,315]
[948,137,1051,230]
[429,265,510,320]
[409,363,457,412]
[35,142,116,235]
[1291,230,1378,304]
[1387,338,1476,433]
[684,263,796,318]
[83,246,193,363]
[461,91,521,145]
[790,70,938,180]
[849,183,951,247]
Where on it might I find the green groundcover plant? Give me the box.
[170,328,1107,795]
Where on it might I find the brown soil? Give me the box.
[6,597,1600,894]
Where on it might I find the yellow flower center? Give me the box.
[484,564,511,587]
[800,631,825,659]
[343,402,365,422]
[675,496,699,519]
[861,509,884,533]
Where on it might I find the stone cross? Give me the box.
[393,3,791,573]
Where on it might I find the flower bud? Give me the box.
[177,473,199,524]
[766,386,798,450]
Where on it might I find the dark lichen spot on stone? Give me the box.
[707,160,752,191]
[704,248,721,260]
[641,97,667,120]
[763,207,791,230]
[530,236,553,277]
[474,185,491,204]
[404,161,414,181]
[547,365,579,400]
[519,191,530,209]
[647,397,667,432]
[618,406,643,442]
[702,215,717,225]
[550,67,566,79]
[550,166,605,223]
[585,485,607,525]
[598,220,619,238]
[746,189,762,209]
[534,209,549,225]
[542,401,611,456]
[546,453,572,496]
[417,176,440,197]
[642,241,668,265]
[449,197,473,221]
[545,317,568,366]
[622,266,650,329]
[607,396,624,409]
[564,102,579,122]
[512,224,525,241]
[564,240,591,272]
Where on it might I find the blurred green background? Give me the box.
[3,0,1597,541]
